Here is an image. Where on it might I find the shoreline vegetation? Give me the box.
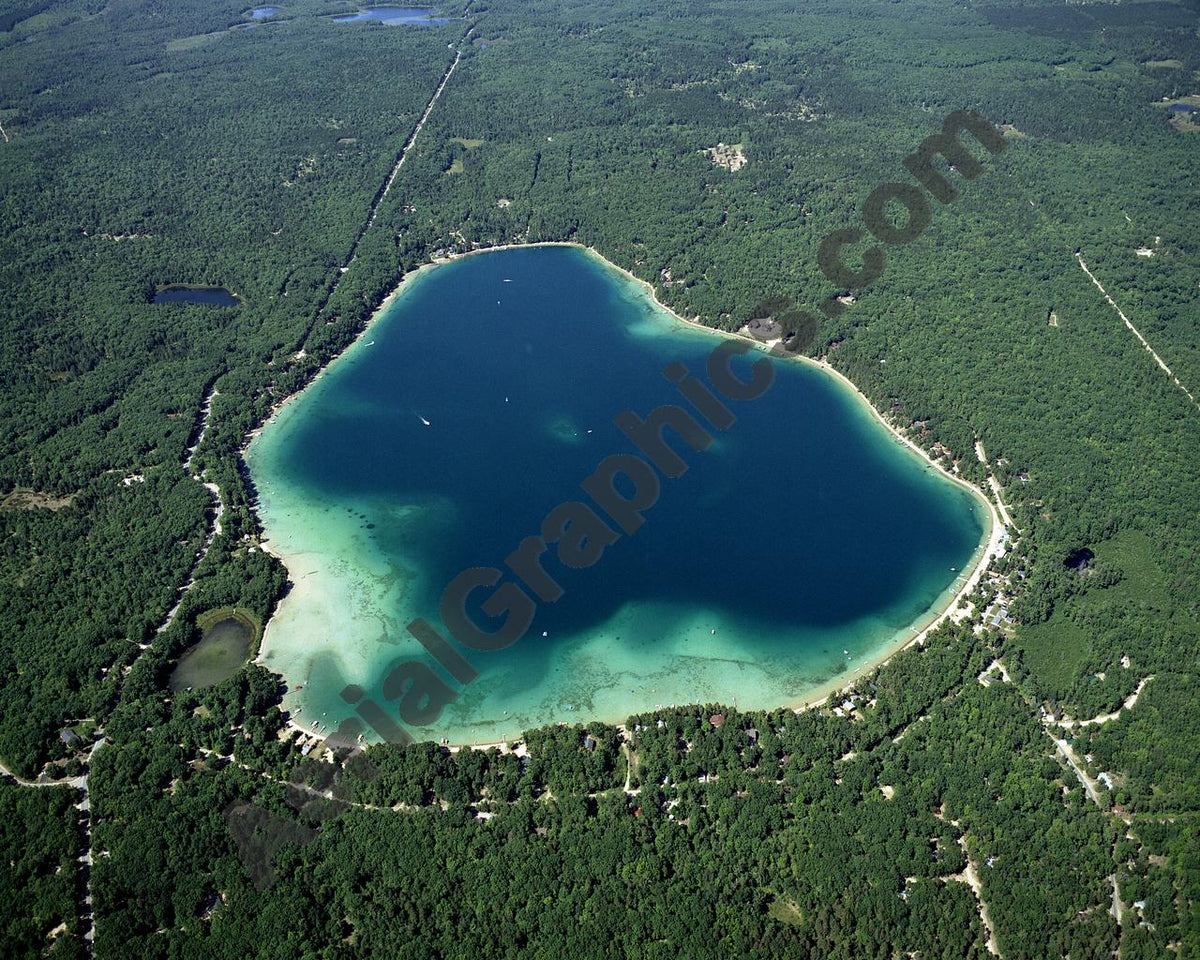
[245,241,1003,750]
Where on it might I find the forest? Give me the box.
[1,0,1198,954]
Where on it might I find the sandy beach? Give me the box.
[245,240,1007,744]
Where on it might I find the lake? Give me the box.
[333,7,451,26]
[153,285,238,307]
[248,245,990,745]
[169,614,255,691]
[248,6,280,19]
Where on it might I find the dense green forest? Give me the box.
[0,783,83,958]
[1,0,1198,954]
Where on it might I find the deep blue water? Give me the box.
[153,286,238,306]
[252,246,988,739]
[333,7,450,26]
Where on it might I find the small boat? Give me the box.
[503,279,512,283]
[418,415,431,426]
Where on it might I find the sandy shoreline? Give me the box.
[246,240,1006,746]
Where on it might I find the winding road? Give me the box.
[0,737,105,948]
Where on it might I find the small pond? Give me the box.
[248,6,280,18]
[153,285,239,307]
[333,7,451,26]
[169,615,255,692]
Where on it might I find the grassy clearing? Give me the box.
[1017,531,1162,685]
[1014,529,1191,698]
[1093,529,1168,609]
[1015,616,1090,693]
[767,897,803,925]
[0,488,75,512]
[166,31,228,52]
[449,137,484,149]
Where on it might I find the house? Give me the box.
[59,728,80,748]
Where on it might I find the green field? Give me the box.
[1013,615,1091,695]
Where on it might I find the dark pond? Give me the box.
[153,285,239,306]
[1064,547,1095,570]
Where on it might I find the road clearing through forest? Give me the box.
[963,850,1003,957]
[365,49,462,233]
[974,440,1017,529]
[944,834,1002,956]
[328,46,464,303]
[1077,255,1199,412]
[146,389,225,643]
[1049,734,1104,806]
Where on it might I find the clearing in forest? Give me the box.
[702,142,746,171]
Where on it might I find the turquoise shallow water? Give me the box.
[248,246,989,744]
